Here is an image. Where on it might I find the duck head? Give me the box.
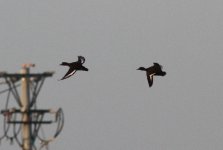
[137,67,146,71]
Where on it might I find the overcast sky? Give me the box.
[0,0,223,150]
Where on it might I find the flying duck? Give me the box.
[59,56,88,80]
[137,62,166,87]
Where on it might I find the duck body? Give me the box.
[60,56,88,80]
[60,62,88,71]
[137,62,166,87]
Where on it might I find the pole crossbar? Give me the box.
[1,109,53,114]
[0,72,54,78]
[7,121,53,124]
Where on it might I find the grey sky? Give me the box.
[0,0,223,150]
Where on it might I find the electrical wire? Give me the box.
[0,84,21,95]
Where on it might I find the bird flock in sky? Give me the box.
[60,56,166,87]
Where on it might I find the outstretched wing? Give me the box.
[78,56,85,64]
[147,73,155,87]
[59,68,77,80]
[153,62,162,69]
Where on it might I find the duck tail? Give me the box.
[82,66,89,71]
[60,62,70,66]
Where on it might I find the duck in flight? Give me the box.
[137,63,166,87]
[59,56,88,80]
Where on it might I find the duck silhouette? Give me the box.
[59,56,88,80]
[137,63,166,87]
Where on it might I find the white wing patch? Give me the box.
[149,73,155,80]
[66,70,77,78]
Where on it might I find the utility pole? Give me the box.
[0,64,64,150]
[21,64,32,150]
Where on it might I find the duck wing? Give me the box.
[60,67,77,80]
[78,56,85,64]
[153,63,163,70]
[147,72,155,87]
